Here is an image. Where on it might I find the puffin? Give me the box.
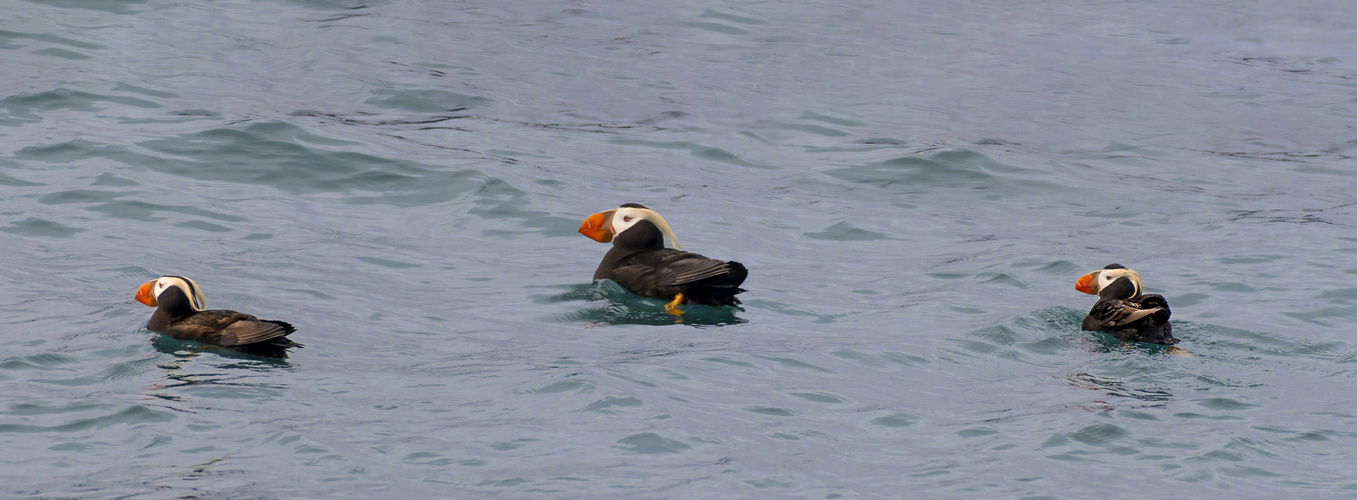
[1074,264,1176,345]
[135,275,301,358]
[579,203,747,314]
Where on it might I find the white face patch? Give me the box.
[1099,268,1142,296]
[609,206,683,250]
[156,276,206,311]
[611,207,643,235]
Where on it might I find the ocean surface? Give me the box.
[3,0,1356,498]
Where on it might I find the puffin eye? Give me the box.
[622,216,633,222]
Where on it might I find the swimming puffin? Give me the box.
[1074,264,1176,345]
[135,275,301,357]
[579,203,747,314]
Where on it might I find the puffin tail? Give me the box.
[685,261,748,307]
[1133,322,1177,345]
[233,320,302,358]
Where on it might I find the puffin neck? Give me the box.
[593,220,666,281]
[1099,277,1139,300]
[614,219,665,250]
[156,286,201,318]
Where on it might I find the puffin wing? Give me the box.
[158,310,249,343]
[1136,294,1172,322]
[1085,299,1164,329]
[657,257,737,286]
[162,324,224,343]
[619,248,738,286]
[162,310,295,347]
[218,319,296,346]
[604,250,732,291]
[604,263,669,298]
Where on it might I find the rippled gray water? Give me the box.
[3,0,1357,497]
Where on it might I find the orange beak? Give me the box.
[135,280,158,307]
[579,210,615,243]
[1074,273,1096,295]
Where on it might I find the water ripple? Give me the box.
[5,0,1357,497]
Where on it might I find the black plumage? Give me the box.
[137,276,301,358]
[583,204,746,308]
[1076,264,1176,345]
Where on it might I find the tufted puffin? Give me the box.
[1075,264,1176,345]
[579,203,747,314]
[135,275,301,358]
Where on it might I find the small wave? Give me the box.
[541,281,746,327]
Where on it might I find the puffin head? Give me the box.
[135,275,206,311]
[1075,264,1142,299]
[579,203,683,250]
